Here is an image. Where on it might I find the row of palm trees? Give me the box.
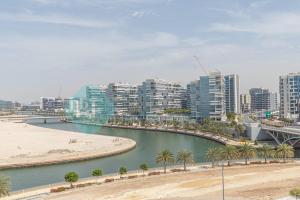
[206,143,295,167]
[0,144,295,196]
[109,118,243,139]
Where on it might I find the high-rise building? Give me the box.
[224,74,240,114]
[270,92,278,111]
[106,83,139,116]
[186,80,200,119]
[139,79,184,116]
[279,73,300,120]
[198,72,226,121]
[240,94,251,113]
[249,88,272,112]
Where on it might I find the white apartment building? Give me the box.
[279,73,300,120]
[106,82,139,116]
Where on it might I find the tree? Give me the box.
[92,169,102,182]
[258,144,274,164]
[176,150,193,171]
[206,147,220,168]
[239,142,256,165]
[290,188,300,200]
[156,150,174,173]
[220,145,239,166]
[276,144,294,163]
[235,124,245,138]
[64,172,79,188]
[139,163,148,175]
[0,175,10,197]
[119,167,127,178]
[226,112,236,122]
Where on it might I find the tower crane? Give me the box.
[193,56,209,75]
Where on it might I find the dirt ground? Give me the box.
[46,163,300,200]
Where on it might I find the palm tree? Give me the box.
[276,144,294,163]
[258,144,274,164]
[206,147,220,168]
[0,175,10,197]
[139,163,148,175]
[176,150,193,171]
[239,142,256,165]
[220,145,239,166]
[290,188,300,200]
[156,150,174,173]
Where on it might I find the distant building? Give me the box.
[40,97,64,111]
[106,82,139,116]
[224,74,240,114]
[139,79,184,117]
[279,73,300,120]
[0,100,14,110]
[270,92,278,111]
[198,72,226,121]
[249,88,274,112]
[240,94,251,113]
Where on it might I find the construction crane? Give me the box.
[193,56,209,75]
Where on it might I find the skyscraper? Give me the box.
[224,74,240,114]
[198,72,226,121]
[186,80,200,119]
[249,88,273,112]
[279,73,300,120]
[240,94,251,113]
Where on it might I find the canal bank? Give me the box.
[102,124,240,146]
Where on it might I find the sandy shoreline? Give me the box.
[0,119,136,169]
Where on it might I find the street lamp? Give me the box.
[221,160,225,200]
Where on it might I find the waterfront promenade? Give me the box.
[0,118,136,169]
[104,124,241,146]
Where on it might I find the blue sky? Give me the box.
[1,0,300,102]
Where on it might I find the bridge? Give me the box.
[261,125,300,146]
[0,114,67,123]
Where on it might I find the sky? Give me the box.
[1,0,300,102]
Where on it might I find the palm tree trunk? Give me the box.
[184,161,186,171]
[164,161,166,173]
[264,156,267,164]
[228,160,230,166]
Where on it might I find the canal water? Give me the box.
[1,121,222,191]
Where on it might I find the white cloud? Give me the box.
[0,12,117,28]
[209,12,300,35]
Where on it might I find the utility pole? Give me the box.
[222,160,225,200]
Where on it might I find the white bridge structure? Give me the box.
[262,125,300,146]
[0,114,66,123]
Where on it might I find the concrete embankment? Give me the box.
[103,125,240,146]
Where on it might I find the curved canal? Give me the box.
[1,121,222,191]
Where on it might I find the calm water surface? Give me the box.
[1,121,222,191]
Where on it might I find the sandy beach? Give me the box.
[45,162,300,200]
[0,119,136,169]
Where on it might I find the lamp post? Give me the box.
[221,160,225,200]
